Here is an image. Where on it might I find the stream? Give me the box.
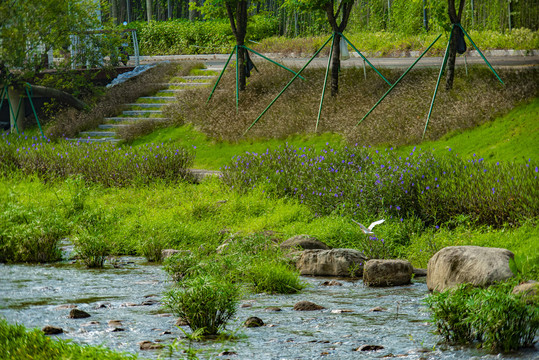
[1,258,537,359]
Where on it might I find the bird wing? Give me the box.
[351,219,369,233]
[368,219,385,231]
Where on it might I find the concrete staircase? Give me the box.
[68,67,221,143]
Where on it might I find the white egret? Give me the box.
[352,219,385,235]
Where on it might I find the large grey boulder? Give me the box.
[363,259,413,287]
[295,249,366,277]
[280,235,330,251]
[427,246,514,292]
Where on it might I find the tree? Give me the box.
[0,0,119,123]
[286,0,355,96]
[445,0,466,90]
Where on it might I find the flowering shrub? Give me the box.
[221,144,538,227]
[1,133,195,187]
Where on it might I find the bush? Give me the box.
[222,144,539,227]
[248,261,305,294]
[164,275,239,336]
[1,133,195,187]
[425,281,539,352]
[74,229,110,268]
[0,203,67,263]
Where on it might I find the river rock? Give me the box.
[512,280,538,303]
[108,320,123,327]
[413,268,427,277]
[139,341,164,350]
[363,259,413,287]
[280,235,330,251]
[244,316,264,327]
[427,246,515,291]
[356,344,384,351]
[175,318,188,326]
[54,304,77,310]
[293,301,325,311]
[265,306,282,312]
[296,249,366,277]
[320,280,343,286]
[42,325,63,335]
[68,309,91,319]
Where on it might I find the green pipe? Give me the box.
[0,86,6,110]
[423,28,454,139]
[241,45,305,81]
[207,47,236,103]
[340,33,392,86]
[25,86,45,139]
[356,33,442,127]
[316,33,335,132]
[235,45,239,111]
[458,24,504,86]
[244,35,333,136]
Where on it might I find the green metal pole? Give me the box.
[25,86,45,139]
[316,33,335,132]
[235,45,239,111]
[356,33,442,127]
[241,45,305,81]
[0,86,6,108]
[207,47,236,103]
[458,24,504,86]
[244,35,333,136]
[340,33,392,86]
[423,28,454,139]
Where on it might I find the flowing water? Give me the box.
[1,259,537,359]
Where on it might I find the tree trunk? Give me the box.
[226,0,248,91]
[445,0,466,90]
[111,0,119,25]
[325,0,354,96]
[146,0,152,22]
[330,33,341,96]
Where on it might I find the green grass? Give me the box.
[131,125,346,169]
[0,318,139,360]
[397,98,539,163]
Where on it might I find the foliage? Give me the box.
[0,0,121,82]
[247,260,305,294]
[425,280,539,352]
[74,228,111,268]
[0,201,66,263]
[0,318,139,360]
[0,133,195,187]
[222,142,538,227]
[164,275,239,335]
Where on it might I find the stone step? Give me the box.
[159,89,185,94]
[122,110,163,116]
[140,96,175,101]
[127,103,169,108]
[104,117,170,122]
[79,131,117,137]
[182,75,216,80]
[99,124,128,129]
[66,137,121,143]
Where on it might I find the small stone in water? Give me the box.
[68,309,91,319]
[109,327,125,332]
[320,280,343,286]
[293,301,325,311]
[175,318,188,326]
[139,341,164,350]
[95,302,111,309]
[108,320,123,327]
[218,351,237,356]
[159,331,172,335]
[240,303,252,308]
[141,299,159,306]
[369,306,387,312]
[264,306,281,312]
[356,344,384,351]
[331,309,354,313]
[81,321,100,326]
[42,325,63,335]
[54,304,77,310]
[244,316,264,327]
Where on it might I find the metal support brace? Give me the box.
[317,33,335,132]
[356,33,442,127]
